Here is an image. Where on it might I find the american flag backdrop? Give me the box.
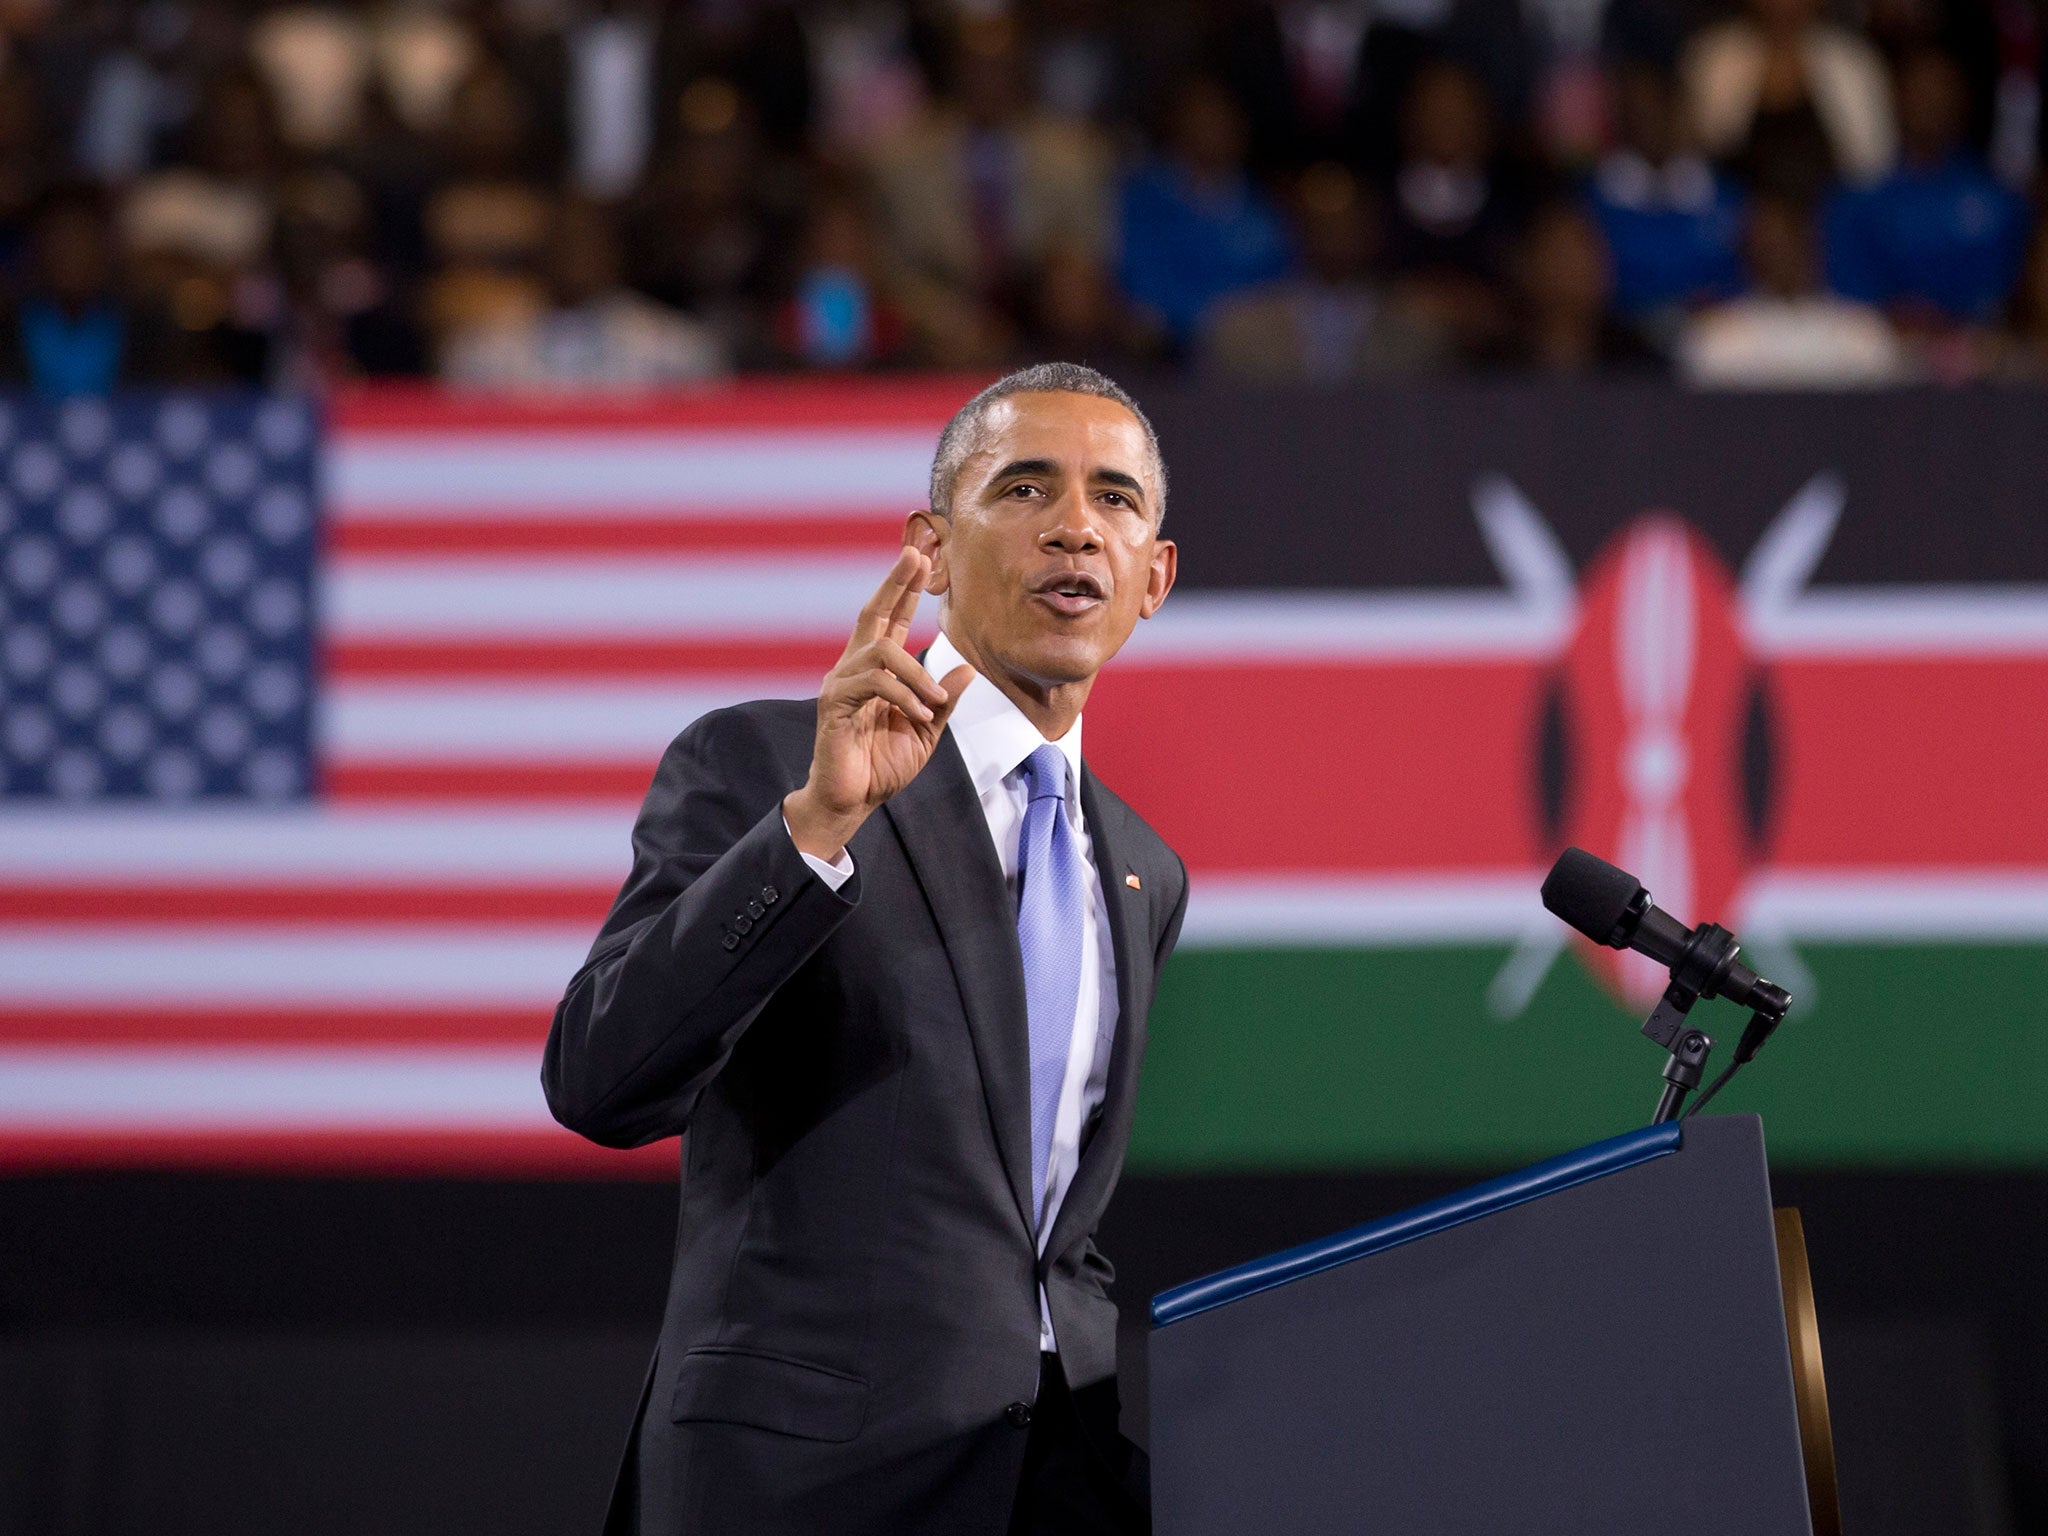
[0,382,976,1174]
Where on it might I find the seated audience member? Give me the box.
[1382,58,1524,356]
[1682,0,1895,204]
[1118,72,1295,353]
[1211,0,1440,177]
[1823,47,2029,327]
[564,2,656,199]
[771,174,906,370]
[867,14,1112,366]
[803,0,929,157]
[627,78,791,366]
[248,3,375,155]
[273,168,427,381]
[420,59,555,344]
[1680,192,1906,386]
[1202,161,1445,380]
[1503,199,1662,371]
[1446,0,1662,167]
[441,196,725,388]
[119,70,286,386]
[0,185,141,394]
[372,1,485,139]
[1027,240,1147,371]
[1030,0,1136,130]
[1586,60,1744,325]
[646,4,815,159]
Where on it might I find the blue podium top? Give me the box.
[1150,1121,1683,1327]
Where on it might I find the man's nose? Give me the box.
[1040,494,1101,553]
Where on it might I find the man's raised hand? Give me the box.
[783,548,975,861]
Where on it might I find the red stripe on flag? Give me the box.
[327,514,907,556]
[0,1129,679,1177]
[1085,659,1545,872]
[0,1008,557,1044]
[325,638,843,679]
[1771,656,2048,867]
[0,885,617,924]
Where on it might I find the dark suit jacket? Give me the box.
[543,698,1189,1535]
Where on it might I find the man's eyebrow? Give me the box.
[1093,468,1146,500]
[988,458,1059,483]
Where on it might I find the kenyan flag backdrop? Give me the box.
[1098,382,2048,1173]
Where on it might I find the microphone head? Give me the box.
[1541,847,1647,949]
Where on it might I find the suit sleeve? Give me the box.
[542,708,860,1148]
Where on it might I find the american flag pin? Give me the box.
[1124,873,1142,890]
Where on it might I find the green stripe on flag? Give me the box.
[1131,945,2048,1170]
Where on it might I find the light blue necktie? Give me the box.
[1015,744,1084,1230]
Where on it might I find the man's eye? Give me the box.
[1101,492,1129,508]
[1008,483,1043,498]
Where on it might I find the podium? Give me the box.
[1148,1114,1834,1536]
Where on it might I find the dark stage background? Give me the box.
[0,1164,2031,1534]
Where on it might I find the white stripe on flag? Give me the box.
[1180,873,1542,946]
[0,1047,552,1129]
[324,555,933,638]
[1122,593,1570,661]
[0,927,590,1004]
[1179,869,2048,948]
[0,807,634,879]
[323,678,818,759]
[1743,871,2048,938]
[328,431,933,512]
[1747,589,2048,656]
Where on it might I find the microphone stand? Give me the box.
[1639,981,1713,1124]
[1633,917,1792,1123]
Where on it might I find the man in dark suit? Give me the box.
[544,361,1187,1535]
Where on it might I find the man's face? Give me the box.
[915,391,1175,697]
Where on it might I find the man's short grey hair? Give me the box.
[926,361,1167,522]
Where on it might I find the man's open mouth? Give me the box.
[1031,572,1106,616]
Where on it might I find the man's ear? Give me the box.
[905,510,949,595]
[1139,537,1177,619]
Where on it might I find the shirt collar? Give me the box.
[928,627,1085,811]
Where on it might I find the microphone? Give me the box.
[1541,848,1790,1022]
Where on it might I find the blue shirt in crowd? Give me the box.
[19,300,126,396]
[1118,162,1293,345]
[1823,155,2031,323]
[1584,153,1745,317]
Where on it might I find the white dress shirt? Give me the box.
[787,628,1118,1351]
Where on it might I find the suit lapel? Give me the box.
[1043,765,1150,1267]
[883,731,1036,1236]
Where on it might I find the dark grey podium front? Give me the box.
[1148,1115,1812,1535]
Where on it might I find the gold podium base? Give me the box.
[1775,1207,1842,1536]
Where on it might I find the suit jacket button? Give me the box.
[746,900,764,920]
[721,933,740,951]
[761,885,778,905]
[1005,1401,1032,1429]
[733,914,753,934]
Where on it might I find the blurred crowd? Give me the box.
[3,0,2048,393]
